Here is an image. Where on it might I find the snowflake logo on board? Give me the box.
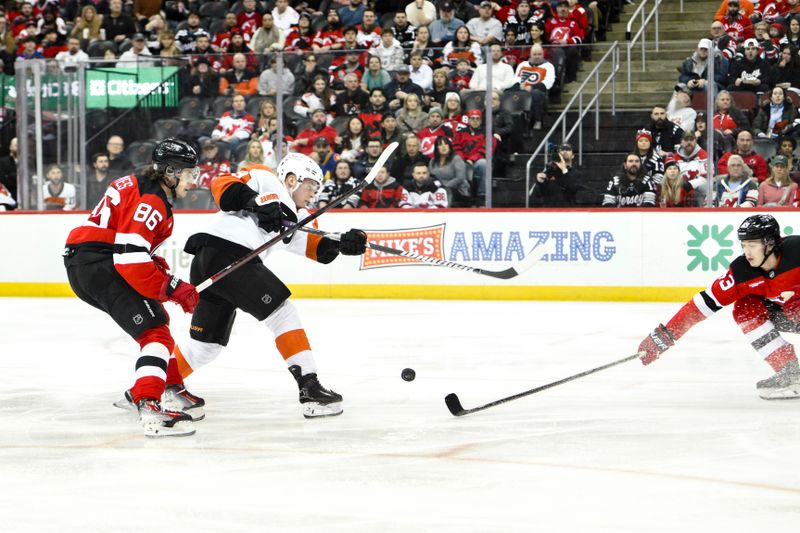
[686,224,734,272]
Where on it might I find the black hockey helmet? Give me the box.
[152,138,198,177]
[737,214,782,247]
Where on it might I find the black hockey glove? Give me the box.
[246,194,294,235]
[338,229,368,255]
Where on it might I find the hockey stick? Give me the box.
[297,226,546,279]
[445,352,642,416]
[195,142,399,292]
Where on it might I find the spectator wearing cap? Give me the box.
[430,2,464,45]
[185,56,219,98]
[380,112,404,148]
[448,57,474,90]
[250,13,285,54]
[174,9,210,53]
[454,109,497,202]
[545,0,584,84]
[406,0,437,27]
[757,155,798,205]
[417,107,453,157]
[513,44,555,131]
[469,42,516,92]
[219,53,258,96]
[292,108,338,156]
[313,137,340,180]
[531,145,581,207]
[467,1,503,46]
[370,28,405,72]
[753,86,797,138]
[273,0,300,32]
[667,130,709,184]
[659,159,707,207]
[392,135,431,184]
[717,129,769,181]
[196,141,232,189]
[714,0,756,25]
[391,11,417,49]
[101,0,136,50]
[117,33,155,65]
[716,0,754,43]
[678,38,729,93]
[666,89,698,134]
[338,0,366,28]
[425,67,456,109]
[384,64,425,111]
[633,130,666,186]
[728,37,775,92]
[258,54,295,96]
[210,94,255,150]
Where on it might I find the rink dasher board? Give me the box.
[1,208,796,301]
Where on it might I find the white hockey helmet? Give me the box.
[277,152,324,191]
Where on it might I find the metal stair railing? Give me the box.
[525,41,620,207]
[625,0,666,92]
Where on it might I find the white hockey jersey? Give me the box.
[208,164,322,262]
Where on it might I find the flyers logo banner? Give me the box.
[517,65,546,88]
[360,224,445,270]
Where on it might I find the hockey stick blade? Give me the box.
[297,227,547,280]
[196,142,399,292]
[445,353,641,417]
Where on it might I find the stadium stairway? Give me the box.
[488,0,720,207]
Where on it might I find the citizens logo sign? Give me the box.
[360,224,445,270]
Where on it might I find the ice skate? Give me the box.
[112,389,136,411]
[288,365,343,418]
[757,360,800,400]
[162,384,206,421]
[137,398,195,437]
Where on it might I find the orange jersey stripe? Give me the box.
[210,171,252,207]
[174,345,194,379]
[305,233,323,262]
[275,329,311,359]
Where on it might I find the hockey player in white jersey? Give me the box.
[166,153,367,419]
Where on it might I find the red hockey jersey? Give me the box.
[65,175,174,300]
[544,16,584,45]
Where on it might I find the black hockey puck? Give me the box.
[401,368,416,382]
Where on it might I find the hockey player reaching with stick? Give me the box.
[147,153,368,420]
[639,214,800,400]
[64,138,200,438]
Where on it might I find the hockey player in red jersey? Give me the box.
[165,153,368,419]
[639,215,800,399]
[64,138,200,437]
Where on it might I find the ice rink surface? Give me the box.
[2,297,800,532]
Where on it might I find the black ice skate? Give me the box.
[756,359,800,400]
[137,398,195,438]
[288,365,343,418]
[162,384,206,421]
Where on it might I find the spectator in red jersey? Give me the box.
[359,165,405,208]
[716,0,754,43]
[514,43,556,131]
[428,135,470,205]
[40,26,67,58]
[358,88,388,138]
[291,108,338,156]
[330,49,367,90]
[210,94,255,150]
[283,12,314,52]
[312,8,343,53]
[667,130,709,185]
[417,107,453,157]
[502,28,530,69]
[448,57,474,91]
[211,13,240,52]
[545,0,584,83]
[753,21,780,63]
[454,109,496,201]
[195,140,232,189]
[713,90,750,140]
[717,129,769,181]
[237,0,263,37]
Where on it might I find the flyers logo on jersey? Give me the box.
[360,224,445,270]
[518,65,546,88]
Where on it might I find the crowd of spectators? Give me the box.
[0,0,628,210]
[591,0,800,209]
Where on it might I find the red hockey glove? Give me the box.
[151,254,170,275]
[160,275,199,314]
[338,229,367,255]
[638,324,675,365]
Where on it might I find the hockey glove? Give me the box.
[638,324,675,365]
[160,275,199,314]
[338,229,368,255]
[246,194,285,234]
[151,254,170,275]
